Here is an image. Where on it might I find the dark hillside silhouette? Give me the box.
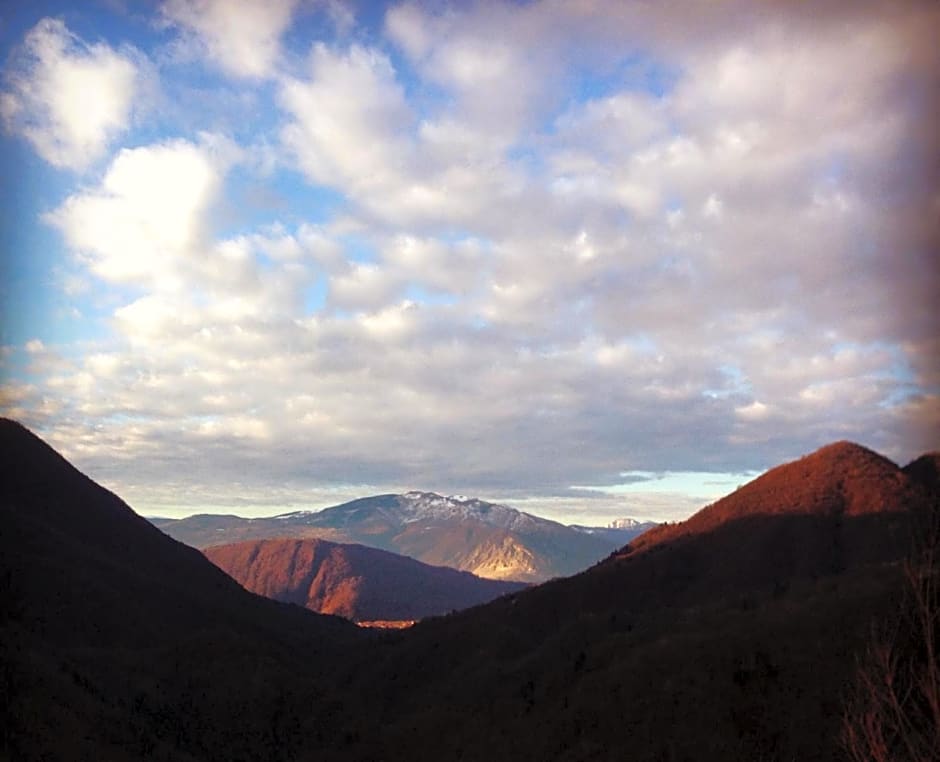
[0,418,362,760]
[842,452,940,761]
[904,451,940,494]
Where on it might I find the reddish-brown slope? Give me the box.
[204,538,526,621]
[628,441,924,555]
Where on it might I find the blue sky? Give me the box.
[1,0,937,523]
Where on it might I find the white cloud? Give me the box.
[160,0,299,79]
[321,0,356,36]
[383,234,488,296]
[735,400,771,421]
[553,92,668,158]
[357,300,418,339]
[0,18,138,170]
[384,3,432,60]
[46,138,225,288]
[277,40,537,231]
[114,295,184,338]
[385,1,562,140]
[279,43,412,192]
[329,262,402,312]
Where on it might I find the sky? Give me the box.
[0,0,937,524]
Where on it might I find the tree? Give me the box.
[842,501,940,761]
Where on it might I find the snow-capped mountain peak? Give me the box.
[396,491,539,530]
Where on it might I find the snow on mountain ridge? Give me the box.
[609,518,644,529]
[397,491,540,531]
[268,492,554,533]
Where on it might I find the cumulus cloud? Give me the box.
[46,138,226,288]
[328,262,402,312]
[279,43,412,191]
[0,18,138,170]
[386,0,564,140]
[160,0,299,79]
[383,235,489,296]
[278,40,530,229]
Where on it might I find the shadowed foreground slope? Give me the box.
[204,537,526,621]
[0,418,363,761]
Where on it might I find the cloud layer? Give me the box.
[160,0,300,79]
[1,18,139,169]
[1,0,937,523]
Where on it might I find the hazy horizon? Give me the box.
[139,479,741,524]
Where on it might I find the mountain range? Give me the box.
[153,491,657,582]
[203,537,526,622]
[3,416,937,760]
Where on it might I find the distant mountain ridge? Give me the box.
[155,491,634,582]
[282,490,545,530]
[203,537,527,621]
[569,517,659,545]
